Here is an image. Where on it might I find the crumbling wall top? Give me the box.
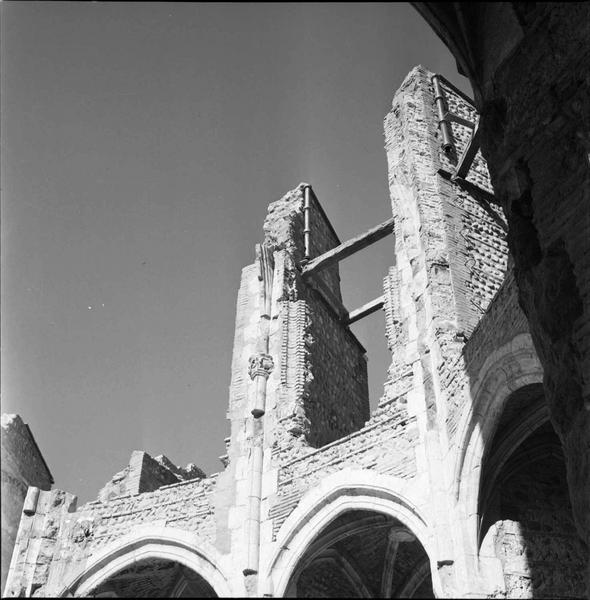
[97,450,205,503]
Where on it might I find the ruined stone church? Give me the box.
[4,60,587,598]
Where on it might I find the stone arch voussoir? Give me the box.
[453,333,543,554]
[263,469,436,597]
[56,525,233,598]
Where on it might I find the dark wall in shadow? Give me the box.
[479,415,586,598]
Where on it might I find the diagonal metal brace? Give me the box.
[453,119,481,180]
[301,217,395,278]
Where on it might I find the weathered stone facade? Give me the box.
[3,65,585,598]
[414,4,590,593]
[1,414,54,593]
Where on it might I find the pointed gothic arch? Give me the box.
[453,333,543,554]
[56,527,233,598]
[263,469,437,597]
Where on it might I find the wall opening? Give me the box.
[284,509,432,598]
[478,384,586,598]
[85,558,218,598]
[338,231,395,415]
[297,186,396,441]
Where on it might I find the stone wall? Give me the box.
[4,475,217,598]
[263,186,343,303]
[462,267,529,384]
[268,403,417,540]
[97,450,206,503]
[5,62,586,598]
[383,67,513,454]
[73,476,217,554]
[301,293,369,448]
[441,268,530,441]
[435,79,507,337]
[481,5,590,548]
[414,2,590,556]
[1,414,53,593]
[481,423,586,598]
[263,186,370,449]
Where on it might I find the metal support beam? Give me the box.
[432,74,453,152]
[301,217,395,278]
[438,168,508,233]
[445,111,475,129]
[347,295,385,325]
[453,119,480,180]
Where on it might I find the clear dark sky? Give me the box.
[1,2,470,503]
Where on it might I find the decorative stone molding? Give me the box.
[55,526,234,598]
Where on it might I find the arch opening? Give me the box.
[284,509,433,598]
[478,384,586,598]
[83,557,217,598]
[58,528,232,598]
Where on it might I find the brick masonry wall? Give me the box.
[383,67,515,448]
[269,403,417,540]
[301,292,369,448]
[306,192,343,303]
[385,66,466,441]
[462,267,529,377]
[263,186,370,450]
[444,268,530,440]
[435,77,508,338]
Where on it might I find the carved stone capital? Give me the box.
[248,353,274,380]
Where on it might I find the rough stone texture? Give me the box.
[478,6,590,556]
[290,510,433,598]
[262,185,370,449]
[4,64,585,598]
[97,450,206,503]
[383,68,509,457]
[4,475,217,597]
[268,405,417,541]
[481,423,586,598]
[1,414,53,593]
[414,3,590,572]
[78,476,216,550]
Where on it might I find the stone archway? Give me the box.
[264,470,436,598]
[454,333,544,554]
[284,509,433,598]
[57,527,232,598]
[478,385,586,597]
[84,557,217,598]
